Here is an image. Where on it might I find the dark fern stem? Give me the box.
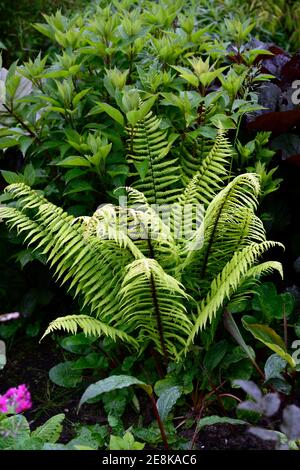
[200,194,228,279]
[147,238,168,363]
[149,271,168,363]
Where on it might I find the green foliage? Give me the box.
[109,432,145,450]
[79,375,153,409]
[1,0,298,451]
[0,128,282,360]
[242,317,296,368]
[0,413,65,450]
[0,1,88,64]
[156,386,182,422]
[0,0,284,331]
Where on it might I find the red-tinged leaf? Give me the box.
[281,53,300,82]
[247,110,300,133]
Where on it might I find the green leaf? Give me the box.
[242,317,296,368]
[89,102,124,126]
[156,386,182,422]
[79,375,152,409]
[0,137,19,149]
[197,415,246,430]
[210,114,236,129]
[57,156,91,168]
[59,333,96,354]
[133,160,149,180]
[72,353,108,370]
[49,361,82,388]
[0,415,30,450]
[24,164,36,186]
[126,96,157,126]
[72,88,92,107]
[172,66,199,87]
[109,432,145,450]
[1,170,24,184]
[203,340,228,371]
[63,181,95,195]
[264,354,287,381]
[31,414,65,443]
[224,311,256,362]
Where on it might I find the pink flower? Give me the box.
[0,384,31,414]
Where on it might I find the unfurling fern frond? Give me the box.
[126,111,182,204]
[41,315,138,348]
[185,241,283,351]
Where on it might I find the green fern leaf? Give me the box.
[41,315,138,348]
[126,111,182,204]
[185,241,283,351]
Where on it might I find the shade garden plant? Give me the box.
[1,0,300,452]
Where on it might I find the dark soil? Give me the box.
[196,424,274,450]
[1,337,275,450]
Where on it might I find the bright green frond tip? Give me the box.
[41,315,138,348]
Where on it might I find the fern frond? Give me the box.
[126,111,182,204]
[114,258,193,360]
[41,314,138,348]
[82,203,144,260]
[185,241,283,351]
[1,184,133,321]
[178,135,213,184]
[125,187,181,273]
[182,173,264,294]
[178,127,232,208]
[227,261,284,307]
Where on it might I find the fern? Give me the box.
[0,122,283,360]
[185,242,283,351]
[178,135,212,184]
[113,258,192,359]
[181,173,266,294]
[126,110,182,204]
[42,314,138,347]
[178,127,232,208]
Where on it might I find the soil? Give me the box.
[196,424,274,450]
[0,336,276,450]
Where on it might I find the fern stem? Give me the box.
[200,196,227,279]
[149,271,168,363]
[146,238,168,362]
